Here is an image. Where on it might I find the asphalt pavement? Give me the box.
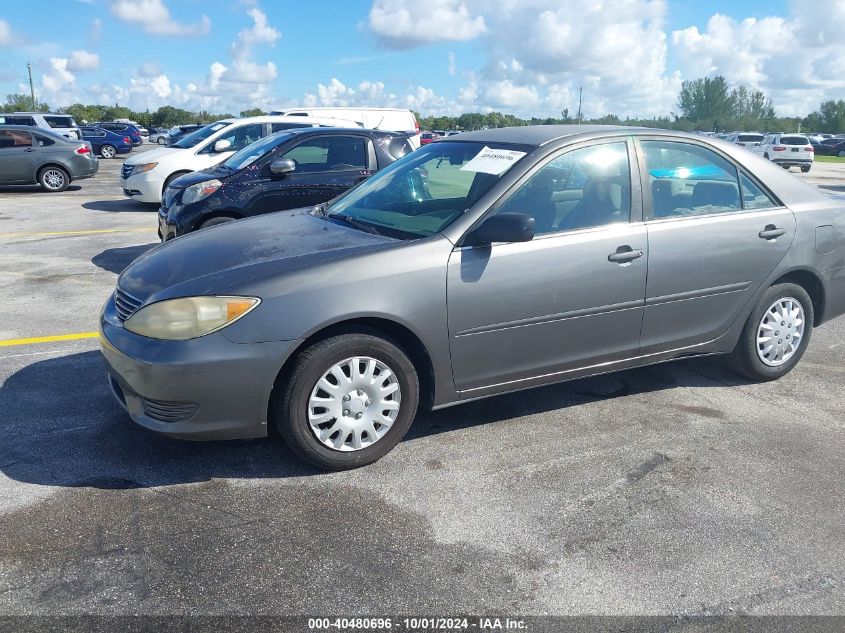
[0,145,843,618]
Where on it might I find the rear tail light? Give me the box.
[807,146,814,152]
[772,146,786,151]
[124,137,130,144]
[75,145,91,155]
[413,116,420,134]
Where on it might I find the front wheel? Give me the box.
[100,144,116,159]
[157,137,166,145]
[728,283,814,381]
[274,333,419,470]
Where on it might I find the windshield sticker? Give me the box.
[460,146,527,175]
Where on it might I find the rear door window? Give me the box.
[0,130,33,147]
[740,173,777,210]
[642,140,742,218]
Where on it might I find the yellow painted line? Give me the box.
[0,332,100,347]
[0,227,153,238]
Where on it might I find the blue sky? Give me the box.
[0,0,839,118]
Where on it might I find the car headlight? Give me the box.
[182,179,222,205]
[123,296,260,340]
[131,162,157,176]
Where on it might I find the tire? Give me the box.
[162,171,189,194]
[274,333,420,470]
[764,153,770,160]
[157,137,166,145]
[38,166,69,192]
[838,151,845,158]
[199,216,235,230]
[728,282,814,382]
[801,166,811,173]
[99,144,116,159]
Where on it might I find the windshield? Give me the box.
[222,132,294,170]
[326,141,529,239]
[173,121,231,149]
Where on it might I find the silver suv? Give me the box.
[0,112,82,140]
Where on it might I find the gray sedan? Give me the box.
[100,126,845,470]
[0,125,98,191]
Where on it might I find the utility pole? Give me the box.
[576,85,583,125]
[27,62,35,110]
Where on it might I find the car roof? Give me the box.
[6,111,71,116]
[448,124,682,147]
[0,125,70,140]
[279,127,401,138]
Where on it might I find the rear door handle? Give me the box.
[608,246,644,263]
[759,225,785,240]
[24,147,35,152]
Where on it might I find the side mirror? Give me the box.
[270,158,296,175]
[213,139,232,153]
[464,212,535,246]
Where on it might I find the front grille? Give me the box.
[121,164,133,179]
[141,397,199,423]
[114,287,143,323]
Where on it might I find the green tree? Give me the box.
[239,107,265,117]
[677,76,736,130]
[2,93,49,113]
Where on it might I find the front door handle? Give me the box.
[759,225,785,240]
[608,246,644,263]
[24,147,35,152]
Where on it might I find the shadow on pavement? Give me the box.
[0,185,81,194]
[82,199,157,212]
[0,349,750,490]
[91,243,157,274]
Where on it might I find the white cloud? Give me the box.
[41,58,76,101]
[671,1,845,116]
[110,0,210,37]
[67,50,100,72]
[448,51,456,76]
[0,19,14,45]
[369,0,486,48]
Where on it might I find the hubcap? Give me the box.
[102,146,115,158]
[756,297,805,367]
[308,356,401,452]
[44,170,65,189]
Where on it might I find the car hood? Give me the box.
[118,210,396,302]
[124,146,184,165]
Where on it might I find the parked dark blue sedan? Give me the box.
[80,126,133,159]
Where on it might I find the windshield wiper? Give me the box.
[327,213,384,236]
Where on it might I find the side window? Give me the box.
[33,133,55,146]
[642,140,741,218]
[271,122,313,132]
[740,173,777,210]
[494,142,631,235]
[282,136,366,173]
[0,130,33,148]
[213,123,263,152]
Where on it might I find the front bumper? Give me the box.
[121,170,164,203]
[99,294,297,440]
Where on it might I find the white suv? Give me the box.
[0,112,81,140]
[119,115,361,203]
[755,134,814,172]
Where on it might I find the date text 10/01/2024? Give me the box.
[307,617,528,630]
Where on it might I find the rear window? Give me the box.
[44,116,76,128]
[780,136,809,145]
[737,134,764,142]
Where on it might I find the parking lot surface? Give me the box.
[0,149,843,616]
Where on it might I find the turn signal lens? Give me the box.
[123,296,260,340]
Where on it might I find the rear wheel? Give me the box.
[801,165,811,173]
[38,166,69,192]
[100,144,116,159]
[274,333,419,470]
[728,283,814,381]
